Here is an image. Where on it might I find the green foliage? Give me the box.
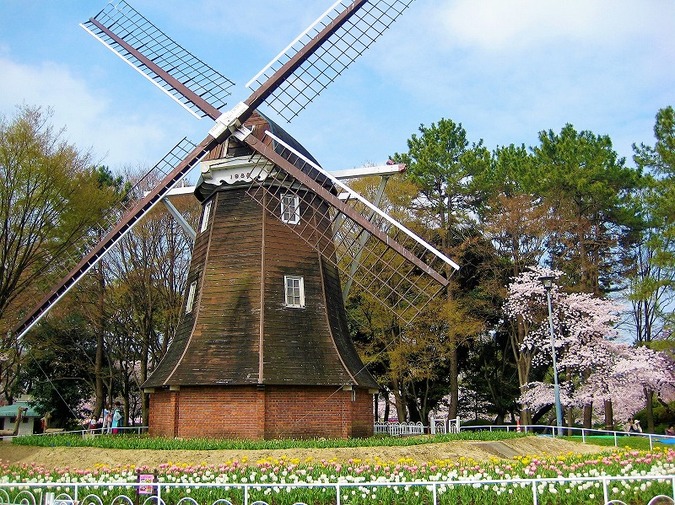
[462,334,520,423]
[532,123,643,294]
[12,430,530,449]
[0,105,121,404]
[392,118,490,234]
[631,106,675,341]
[19,313,97,428]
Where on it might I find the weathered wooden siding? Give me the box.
[144,111,377,439]
[261,188,357,385]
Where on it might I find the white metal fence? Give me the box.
[370,420,675,449]
[373,421,425,436]
[0,474,672,505]
[461,423,675,450]
[374,417,460,436]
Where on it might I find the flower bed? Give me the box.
[0,448,673,504]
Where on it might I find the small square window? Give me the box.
[200,200,213,233]
[185,281,197,314]
[284,275,305,308]
[280,193,300,224]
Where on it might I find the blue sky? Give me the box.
[1,0,674,177]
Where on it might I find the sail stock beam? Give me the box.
[236,127,454,326]
[247,0,414,122]
[12,138,208,341]
[81,0,233,120]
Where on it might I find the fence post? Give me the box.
[430,418,436,435]
[531,480,538,505]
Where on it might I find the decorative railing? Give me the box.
[461,423,675,450]
[373,417,459,436]
[373,421,424,436]
[0,474,672,505]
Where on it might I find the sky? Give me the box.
[1,0,675,179]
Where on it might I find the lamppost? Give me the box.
[539,275,563,436]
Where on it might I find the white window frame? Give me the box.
[200,200,213,233]
[284,275,305,308]
[280,193,300,224]
[185,281,197,314]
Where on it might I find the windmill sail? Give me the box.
[247,0,415,121]
[13,0,440,341]
[233,125,457,326]
[81,0,234,119]
[12,138,201,339]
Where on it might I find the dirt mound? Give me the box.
[0,437,608,470]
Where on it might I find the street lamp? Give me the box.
[539,275,563,436]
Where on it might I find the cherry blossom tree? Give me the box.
[502,266,557,424]
[503,266,675,429]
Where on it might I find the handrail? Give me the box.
[0,473,672,505]
[460,423,675,450]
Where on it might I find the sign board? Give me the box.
[138,473,156,495]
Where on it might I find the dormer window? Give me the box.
[284,275,305,308]
[200,200,213,233]
[280,193,300,224]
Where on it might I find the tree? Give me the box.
[71,166,128,426]
[506,267,638,428]
[522,336,675,430]
[462,331,520,424]
[474,145,550,424]
[505,269,675,429]
[631,106,675,342]
[532,124,643,295]
[19,312,96,429]
[0,105,119,404]
[391,118,490,419]
[476,144,548,278]
[102,170,197,424]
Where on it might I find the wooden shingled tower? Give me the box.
[143,112,379,438]
[13,0,459,439]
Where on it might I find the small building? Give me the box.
[0,398,41,438]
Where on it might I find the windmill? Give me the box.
[13,0,459,438]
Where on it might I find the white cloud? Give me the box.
[436,0,666,52]
[0,54,188,172]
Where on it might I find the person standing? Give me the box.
[628,419,642,434]
[102,406,111,434]
[111,402,122,434]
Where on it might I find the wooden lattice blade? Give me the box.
[234,126,457,326]
[12,138,210,341]
[247,0,416,122]
[81,0,234,120]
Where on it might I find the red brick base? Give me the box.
[147,385,374,439]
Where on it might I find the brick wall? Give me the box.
[148,385,374,439]
[148,390,178,438]
[351,388,375,438]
